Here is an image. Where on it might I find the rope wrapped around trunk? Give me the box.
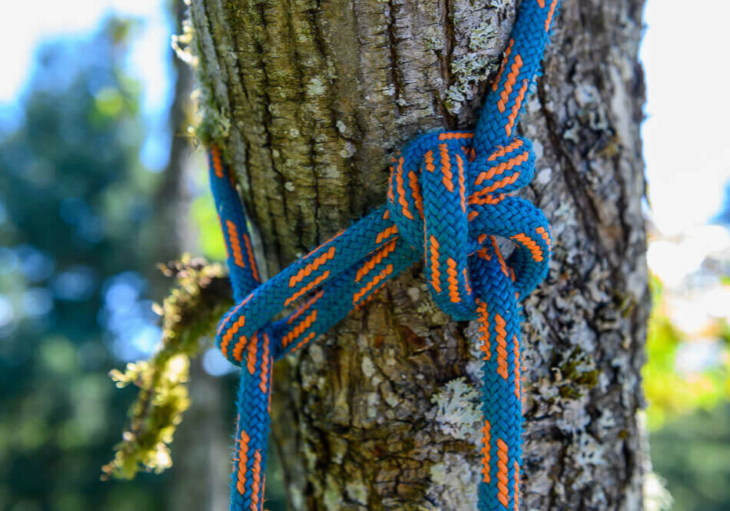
[206,1,559,508]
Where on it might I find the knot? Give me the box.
[386,130,550,320]
[211,128,553,369]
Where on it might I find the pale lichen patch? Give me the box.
[323,474,343,511]
[361,356,376,378]
[407,286,421,302]
[536,167,553,186]
[171,17,198,67]
[307,77,327,97]
[644,472,674,511]
[345,478,369,505]
[366,392,380,419]
[469,21,496,51]
[464,321,485,382]
[431,378,482,443]
[423,25,445,51]
[339,141,357,159]
[428,453,479,509]
[444,53,492,115]
[380,380,401,408]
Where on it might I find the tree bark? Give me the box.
[189,0,648,510]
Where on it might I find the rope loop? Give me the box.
[387,130,548,320]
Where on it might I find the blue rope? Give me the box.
[207,1,558,509]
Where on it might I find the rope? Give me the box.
[207,1,558,509]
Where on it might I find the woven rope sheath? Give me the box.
[206,1,559,509]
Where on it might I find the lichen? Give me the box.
[345,478,369,505]
[431,378,482,443]
[171,13,198,67]
[469,21,496,51]
[366,392,381,419]
[428,453,479,509]
[444,52,492,115]
[324,474,343,511]
[361,356,376,378]
[423,25,445,51]
[195,98,231,147]
[644,472,673,511]
[442,1,507,115]
[307,77,327,97]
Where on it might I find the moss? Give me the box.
[174,9,232,150]
[560,351,600,388]
[102,255,232,480]
[551,348,600,401]
[195,99,232,148]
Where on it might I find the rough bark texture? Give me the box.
[189,0,648,510]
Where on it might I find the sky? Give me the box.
[640,0,730,236]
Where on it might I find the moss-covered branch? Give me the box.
[102,255,232,480]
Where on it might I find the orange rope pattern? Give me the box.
[207,3,559,510]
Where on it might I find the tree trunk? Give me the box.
[188,0,648,509]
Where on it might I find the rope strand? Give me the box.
[207,1,558,509]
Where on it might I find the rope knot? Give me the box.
[386,130,548,320]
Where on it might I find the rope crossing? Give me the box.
[207,1,558,509]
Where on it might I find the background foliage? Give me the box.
[0,20,172,511]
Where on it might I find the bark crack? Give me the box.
[386,0,404,118]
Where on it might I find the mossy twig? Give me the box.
[102,255,232,480]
